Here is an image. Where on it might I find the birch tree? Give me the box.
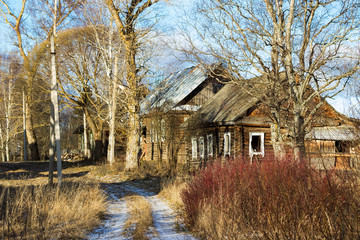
[105,0,164,170]
[0,0,41,161]
[56,26,124,162]
[184,0,360,160]
[0,0,81,161]
[80,0,127,165]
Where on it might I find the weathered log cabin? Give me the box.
[183,81,358,170]
[140,64,225,170]
[141,66,358,171]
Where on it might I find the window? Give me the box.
[335,141,350,153]
[249,132,265,157]
[199,137,205,158]
[192,137,197,159]
[161,119,166,142]
[224,132,231,156]
[150,121,154,143]
[207,134,213,157]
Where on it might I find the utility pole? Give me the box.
[50,0,62,185]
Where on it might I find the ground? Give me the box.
[0,160,196,240]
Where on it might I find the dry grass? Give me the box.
[0,180,106,239]
[88,161,126,177]
[123,195,155,240]
[159,179,188,210]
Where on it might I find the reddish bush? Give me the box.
[181,157,360,239]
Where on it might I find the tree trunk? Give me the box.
[49,101,55,184]
[125,109,140,171]
[85,111,104,162]
[293,111,306,162]
[93,131,104,162]
[107,56,118,165]
[124,32,141,171]
[0,126,4,162]
[25,101,40,161]
[270,123,286,160]
[5,83,11,162]
[83,113,90,158]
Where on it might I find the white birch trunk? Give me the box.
[5,78,12,162]
[50,0,62,185]
[0,125,4,162]
[83,112,89,158]
[108,56,118,165]
[22,90,27,162]
[49,98,55,184]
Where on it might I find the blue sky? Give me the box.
[0,0,354,116]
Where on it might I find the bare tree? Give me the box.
[105,0,167,170]
[0,0,81,162]
[56,26,124,162]
[80,0,127,165]
[183,0,360,159]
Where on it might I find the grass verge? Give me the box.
[0,180,106,239]
[123,195,154,240]
[159,178,188,210]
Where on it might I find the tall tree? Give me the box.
[0,53,21,162]
[81,0,127,165]
[0,0,40,161]
[0,0,81,161]
[56,26,120,162]
[105,0,163,170]
[184,0,360,159]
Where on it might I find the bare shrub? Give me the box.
[182,158,360,239]
[0,180,106,239]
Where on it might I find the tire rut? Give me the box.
[88,181,196,240]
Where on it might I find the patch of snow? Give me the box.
[87,182,197,240]
[123,183,197,240]
[87,191,129,240]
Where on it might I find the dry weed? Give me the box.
[0,180,106,239]
[123,195,155,240]
[159,179,188,210]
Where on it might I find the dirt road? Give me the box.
[88,180,196,240]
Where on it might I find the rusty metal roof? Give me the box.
[141,65,208,114]
[305,126,359,141]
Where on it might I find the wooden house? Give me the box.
[182,80,358,170]
[140,64,225,169]
[141,66,358,171]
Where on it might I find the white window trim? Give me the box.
[207,134,213,157]
[150,121,154,143]
[224,132,231,156]
[199,136,205,158]
[192,137,197,159]
[160,119,166,142]
[249,132,265,157]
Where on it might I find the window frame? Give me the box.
[207,134,213,157]
[160,119,166,142]
[199,136,205,158]
[150,121,154,143]
[249,132,265,157]
[192,137,197,159]
[224,132,231,156]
